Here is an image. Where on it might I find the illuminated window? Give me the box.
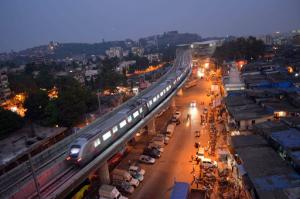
[133,111,139,118]
[120,120,127,128]
[153,96,157,102]
[127,115,132,123]
[112,126,118,133]
[94,138,101,147]
[160,91,163,96]
[103,131,111,141]
[139,107,143,113]
[157,94,160,99]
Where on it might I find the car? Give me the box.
[143,148,160,158]
[148,143,164,152]
[173,111,181,120]
[139,155,155,164]
[153,136,169,145]
[112,180,135,194]
[129,165,145,176]
[190,100,197,107]
[130,171,144,182]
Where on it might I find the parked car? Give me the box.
[129,165,146,176]
[111,169,139,188]
[129,171,144,182]
[111,180,134,194]
[99,185,128,199]
[156,134,170,144]
[139,155,155,164]
[173,111,181,120]
[148,143,164,152]
[143,148,161,158]
[153,136,169,145]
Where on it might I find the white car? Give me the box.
[173,111,181,120]
[139,155,155,164]
[190,100,197,107]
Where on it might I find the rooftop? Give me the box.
[230,135,268,150]
[271,128,300,151]
[253,120,289,137]
[237,146,300,198]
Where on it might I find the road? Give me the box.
[115,71,214,199]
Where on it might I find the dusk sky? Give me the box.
[0,0,300,52]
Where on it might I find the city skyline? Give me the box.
[0,0,300,52]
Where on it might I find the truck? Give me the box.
[99,184,128,199]
[170,182,190,199]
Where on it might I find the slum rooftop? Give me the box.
[236,145,300,199]
[225,95,273,121]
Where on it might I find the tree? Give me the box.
[213,36,265,64]
[0,108,24,138]
[24,90,49,122]
[35,70,55,90]
[56,88,87,127]
[8,73,38,93]
[53,76,98,127]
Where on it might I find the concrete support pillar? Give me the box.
[147,119,156,135]
[171,98,176,108]
[98,162,110,184]
[177,88,183,96]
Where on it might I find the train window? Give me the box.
[103,131,111,141]
[120,120,127,128]
[139,107,143,113]
[160,91,163,96]
[153,96,157,102]
[157,94,160,99]
[112,126,118,133]
[94,138,101,147]
[127,115,132,123]
[149,100,153,106]
[133,111,139,118]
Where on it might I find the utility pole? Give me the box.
[97,90,101,114]
[28,153,41,199]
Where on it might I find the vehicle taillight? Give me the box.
[77,158,82,162]
[66,156,71,161]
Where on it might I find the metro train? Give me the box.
[66,50,192,166]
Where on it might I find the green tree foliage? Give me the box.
[95,58,126,91]
[24,90,50,122]
[8,73,38,93]
[213,36,265,63]
[45,76,98,127]
[35,70,55,90]
[56,88,87,127]
[0,108,24,138]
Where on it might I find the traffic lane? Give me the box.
[131,77,210,198]
[131,105,195,199]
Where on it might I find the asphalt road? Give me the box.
[115,72,214,199]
